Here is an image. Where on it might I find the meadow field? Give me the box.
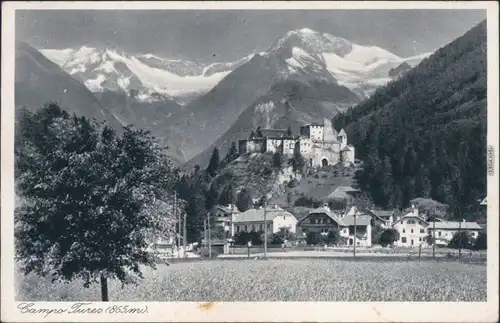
[16,258,487,302]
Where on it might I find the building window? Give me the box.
[419,237,422,242]
[402,229,406,233]
[420,229,425,233]
[252,225,256,232]
[438,231,442,237]
[267,223,271,231]
[237,226,240,232]
[410,229,414,233]
[244,225,248,231]
[401,237,407,243]
[259,224,263,231]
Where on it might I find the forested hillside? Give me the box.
[333,20,487,219]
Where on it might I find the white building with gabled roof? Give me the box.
[427,220,482,246]
[231,206,298,236]
[297,205,372,246]
[391,205,429,247]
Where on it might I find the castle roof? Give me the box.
[301,123,323,127]
[341,146,353,152]
[258,129,288,138]
[338,129,347,137]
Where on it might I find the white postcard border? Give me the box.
[2,2,498,322]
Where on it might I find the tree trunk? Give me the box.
[100,273,109,301]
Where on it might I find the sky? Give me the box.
[16,9,486,64]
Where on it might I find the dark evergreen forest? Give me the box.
[333,20,487,220]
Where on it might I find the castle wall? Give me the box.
[338,135,347,149]
[311,126,324,141]
[298,138,313,156]
[265,138,283,153]
[340,147,355,164]
[311,145,340,167]
[323,119,337,142]
[240,139,265,154]
[282,139,296,155]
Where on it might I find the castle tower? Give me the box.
[323,118,337,142]
[338,129,347,149]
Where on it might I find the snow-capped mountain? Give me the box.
[40,47,253,104]
[165,28,434,164]
[260,28,431,98]
[40,29,431,105]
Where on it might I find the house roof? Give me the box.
[327,186,360,199]
[392,212,428,226]
[429,221,482,230]
[480,197,487,206]
[341,215,371,226]
[215,204,239,214]
[301,206,344,226]
[300,206,370,227]
[368,210,394,220]
[232,207,296,223]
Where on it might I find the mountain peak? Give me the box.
[268,28,353,58]
[298,27,318,34]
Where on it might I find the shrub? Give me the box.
[199,248,219,259]
[379,228,400,247]
[473,232,487,250]
[288,178,299,188]
[306,231,322,245]
[322,230,340,245]
[425,234,435,245]
[448,231,474,249]
[294,196,316,207]
[234,231,250,245]
[262,166,273,177]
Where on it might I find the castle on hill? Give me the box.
[238,119,355,168]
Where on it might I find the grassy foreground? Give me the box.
[16,258,486,302]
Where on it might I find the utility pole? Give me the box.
[183,210,187,258]
[203,219,207,250]
[458,219,462,259]
[208,213,212,258]
[263,196,268,258]
[432,217,436,259]
[175,192,180,259]
[353,211,357,257]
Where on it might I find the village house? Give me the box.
[427,220,482,246]
[238,119,355,168]
[366,209,396,228]
[212,204,240,231]
[231,206,298,236]
[391,205,429,247]
[297,205,372,246]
